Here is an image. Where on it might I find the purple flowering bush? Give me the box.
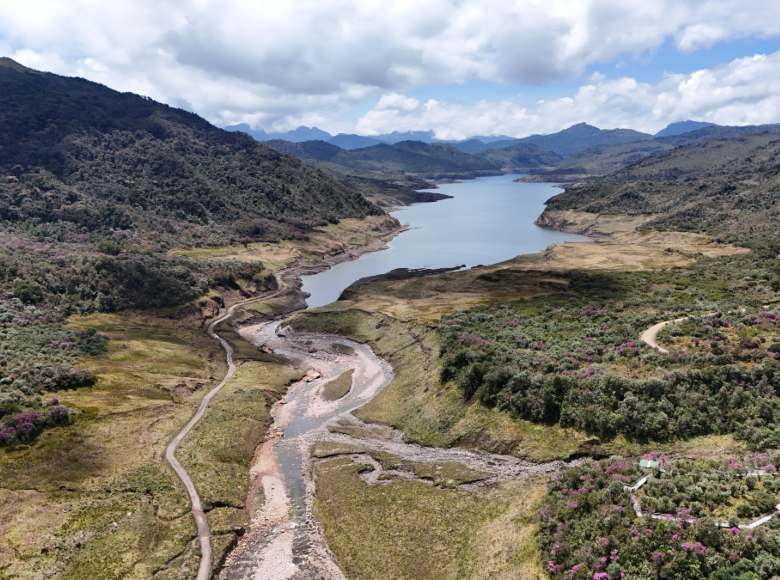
[0,405,73,446]
[639,456,780,521]
[439,290,780,447]
[540,458,780,579]
[659,310,780,365]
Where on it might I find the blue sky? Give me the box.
[3,1,780,138]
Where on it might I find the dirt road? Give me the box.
[164,281,291,580]
[639,316,689,354]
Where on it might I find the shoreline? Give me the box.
[210,215,409,578]
[212,188,608,577]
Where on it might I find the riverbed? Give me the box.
[301,174,588,307]
[222,174,589,578]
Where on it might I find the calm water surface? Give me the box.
[301,174,588,308]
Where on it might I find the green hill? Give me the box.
[475,142,562,170]
[0,57,379,248]
[545,131,780,246]
[267,138,502,180]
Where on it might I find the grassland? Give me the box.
[0,310,220,578]
[314,455,547,579]
[321,369,354,401]
[0,304,304,578]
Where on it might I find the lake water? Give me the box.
[301,174,588,308]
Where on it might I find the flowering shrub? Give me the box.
[0,405,73,446]
[540,458,780,579]
[639,457,780,521]
[439,294,780,447]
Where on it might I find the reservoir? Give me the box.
[301,173,588,308]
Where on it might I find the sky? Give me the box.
[3,0,780,139]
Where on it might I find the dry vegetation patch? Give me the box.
[314,455,546,579]
[321,369,354,401]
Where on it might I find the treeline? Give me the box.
[442,320,780,448]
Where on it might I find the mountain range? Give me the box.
[226,120,721,155]
[251,120,768,182]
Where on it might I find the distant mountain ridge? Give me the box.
[655,120,716,137]
[266,139,504,180]
[231,120,753,156]
[229,122,701,157]
[225,124,439,149]
[515,123,653,155]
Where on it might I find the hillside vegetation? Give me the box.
[546,132,780,246]
[0,58,385,447]
[267,139,504,181]
[0,58,379,248]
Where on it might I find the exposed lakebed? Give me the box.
[301,173,588,308]
[224,175,590,577]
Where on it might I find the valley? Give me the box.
[1,55,780,580]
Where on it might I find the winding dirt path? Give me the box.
[164,280,291,580]
[639,316,689,354]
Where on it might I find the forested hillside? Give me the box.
[0,58,383,446]
[545,131,780,246]
[0,57,379,248]
[267,138,504,180]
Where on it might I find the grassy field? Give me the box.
[321,369,354,401]
[0,306,304,578]
[314,455,547,579]
[0,310,221,578]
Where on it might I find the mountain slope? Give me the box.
[519,123,652,155]
[266,139,502,180]
[0,58,379,247]
[224,123,332,143]
[476,142,562,170]
[655,120,716,137]
[544,131,780,245]
[328,133,383,149]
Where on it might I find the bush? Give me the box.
[540,457,780,579]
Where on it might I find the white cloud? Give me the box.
[2,0,780,131]
[357,51,780,138]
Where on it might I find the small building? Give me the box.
[639,459,659,470]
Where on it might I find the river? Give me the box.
[301,173,588,308]
[223,174,590,577]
